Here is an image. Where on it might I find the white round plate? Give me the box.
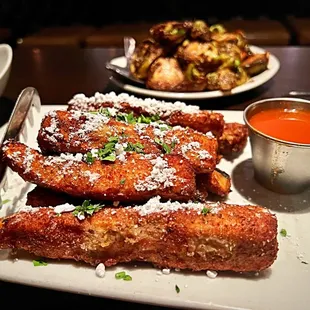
[109,45,280,100]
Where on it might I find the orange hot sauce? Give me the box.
[249,108,310,144]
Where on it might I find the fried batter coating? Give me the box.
[166,111,224,137]
[67,93,225,137]
[38,110,160,155]
[218,122,249,156]
[0,200,278,272]
[26,186,75,207]
[38,110,218,173]
[196,168,231,197]
[2,141,196,202]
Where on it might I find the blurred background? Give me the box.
[0,0,309,49]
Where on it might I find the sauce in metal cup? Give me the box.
[243,97,310,194]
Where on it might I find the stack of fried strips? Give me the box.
[0,94,278,272]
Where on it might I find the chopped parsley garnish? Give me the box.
[120,178,126,185]
[85,136,118,163]
[124,142,144,153]
[33,259,48,266]
[154,138,173,154]
[115,271,132,281]
[72,200,104,219]
[115,111,161,125]
[201,207,211,215]
[175,285,180,293]
[280,229,287,237]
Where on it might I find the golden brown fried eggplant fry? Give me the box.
[218,122,249,156]
[38,110,160,155]
[196,168,231,197]
[38,110,218,174]
[26,186,75,207]
[2,141,196,202]
[0,200,278,272]
[67,93,225,137]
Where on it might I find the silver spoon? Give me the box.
[105,36,145,86]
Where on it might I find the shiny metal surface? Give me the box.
[0,87,41,191]
[244,97,310,194]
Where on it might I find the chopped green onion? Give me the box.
[115,271,126,279]
[201,207,210,215]
[123,275,132,281]
[175,285,180,293]
[280,229,287,237]
[33,259,48,266]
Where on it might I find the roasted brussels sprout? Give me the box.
[146,57,185,91]
[176,41,221,72]
[241,53,269,76]
[149,21,191,45]
[130,38,165,80]
[190,20,211,42]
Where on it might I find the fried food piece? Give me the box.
[38,110,160,155]
[0,199,278,272]
[129,38,165,80]
[190,20,211,42]
[38,110,218,173]
[218,122,249,156]
[196,168,231,197]
[146,57,185,91]
[176,41,221,72]
[67,92,225,137]
[2,141,196,202]
[150,21,191,45]
[26,186,75,207]
[242,53,269,76]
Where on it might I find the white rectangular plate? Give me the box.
[0,105,309,310]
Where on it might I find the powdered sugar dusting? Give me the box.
[68,92,200,117]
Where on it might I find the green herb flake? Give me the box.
[85,152,94,164]
[33,259,48,266]
[72,200,104,219]
[201,207,210,215]
[154,138,172,154]
[120,179,126,185]
[280,229,287,237]
[175,285,180,293]
[301,261,309,265]
[124,142,144,154]
[0,199,10,207]
[115,271,132,281]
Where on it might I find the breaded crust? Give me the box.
[2,141,196,202]
[38,110,218,173]
[196,168,231,197]
[0,202,278,272]
[67,100,225,137]
[38,110,161,155]
[218,122,249,156]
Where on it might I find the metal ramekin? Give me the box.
[243,97,310,194]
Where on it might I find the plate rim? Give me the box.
[109,45,280,100]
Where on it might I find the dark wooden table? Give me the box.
[1,46,310,309]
